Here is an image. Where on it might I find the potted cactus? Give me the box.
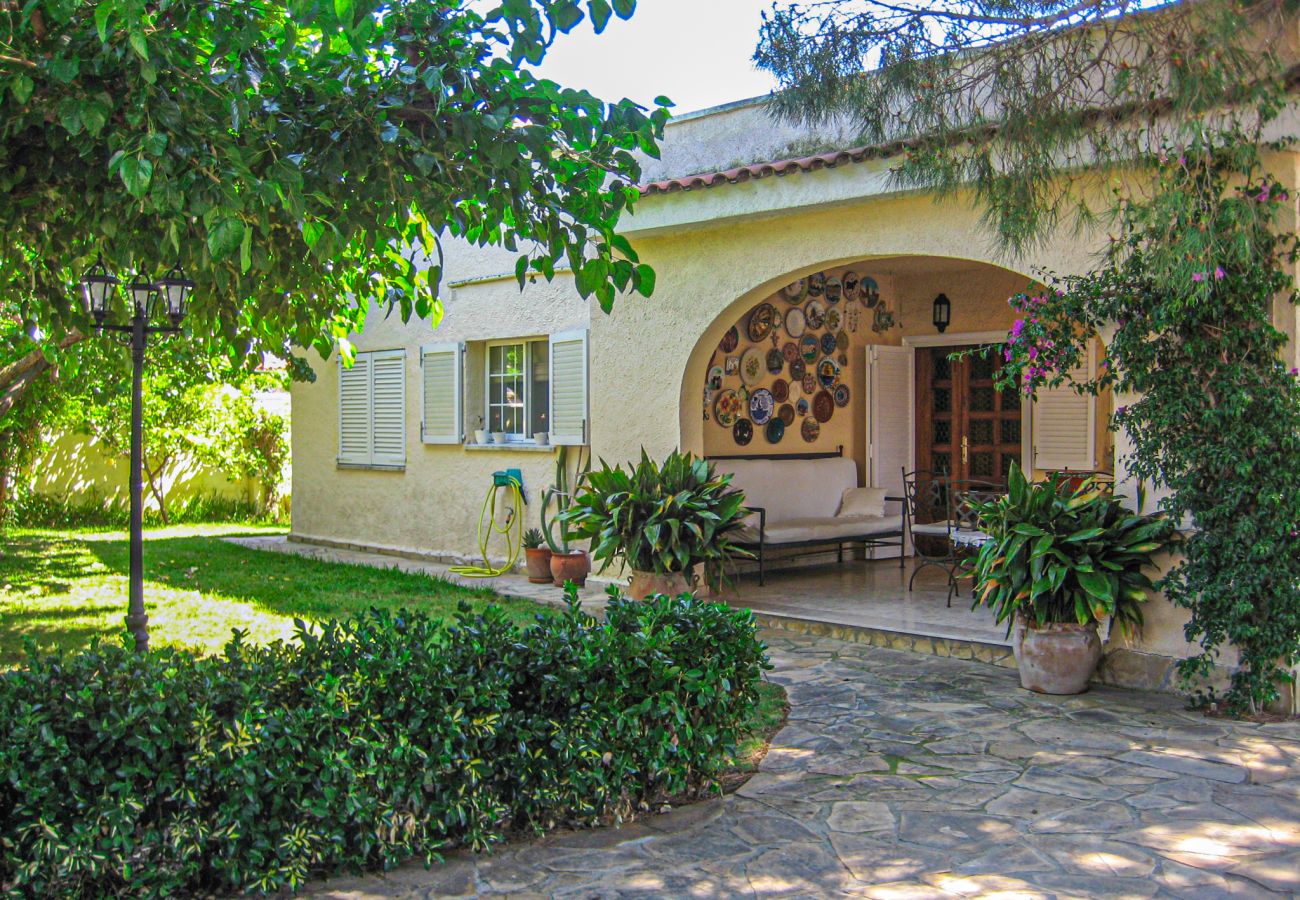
[522,528,552,583]
[540,446,591,587]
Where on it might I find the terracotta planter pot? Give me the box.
[1016,619,1102,695]
[627,570,694,601]
[524,547,553,584]
[550,550,590,588]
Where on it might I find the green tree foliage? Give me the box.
[192,382,290,516]
[757,0,1300,711]
[0,0,667,400]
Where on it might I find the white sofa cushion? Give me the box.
[838,486,888,518]
[715,457,858,524]
[737,515,903,545]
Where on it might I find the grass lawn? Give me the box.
[0,524,549,664]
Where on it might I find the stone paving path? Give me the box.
[310,631,1300,899]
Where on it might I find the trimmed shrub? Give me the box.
[9,488,273,529]
[0,587,768,897]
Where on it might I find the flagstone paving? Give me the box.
[310,631,1300,898]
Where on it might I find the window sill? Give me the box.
[463,442,557,453]
[336,462,406,472]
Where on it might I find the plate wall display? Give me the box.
[820,333,837,356]
[733,418,753,446]
[813,389,835,423]
[808,271,826,296]
[740,347,766,385]
[861,276,881,307]
[801,417,820,442]
[778,403,795,426]
[805,299,825,330]
[782,341,799,362]
[825,276,842,303]
[765,418,785,444]
[707,365,724,391]
[799,334,820,363]
[843,271,860,300]
[747,302,776,342]
[834,384,851,407]
[817,356,841,388]
[789,357,807,381]
[770,308,784,333]
[719,325,739,354]
[824,308,841,332]
[802,372,817,394]
[781,278,808,303]
[838,351,848,366]
[725,355,739,375]
[748,388,775,425]
[796,398,810,417]
[737,385,750,404]
[835,329,849,351]
[784,306,806,338]
[713,389,741,427]
[771,378,790,402]
[765,348,785,375]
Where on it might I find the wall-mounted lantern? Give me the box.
[932,293,951,333]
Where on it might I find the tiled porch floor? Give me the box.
[720,557,1011,648]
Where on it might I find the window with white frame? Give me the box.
[486,339,549,439]
[337,349,406,468]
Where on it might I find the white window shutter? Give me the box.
[549,329,589,446]
[420,342,463,444]
[1032,343,1096,471]
[369,349,407,467]
[868,346,912,497]
[338,354,372,465]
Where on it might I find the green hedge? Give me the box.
[0,588,768,897]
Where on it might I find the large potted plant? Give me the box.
[563,449,749,600]
[967,463,1174,695]
[540,446,592,587]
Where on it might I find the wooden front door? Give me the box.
[915,346,1022,483]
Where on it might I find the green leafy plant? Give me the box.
[540,445,590,554]
[522,527,545,550]
[967,463,1174,636]
[562,449,750,589]
[0,585,768,896]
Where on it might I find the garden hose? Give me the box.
[449,477,525,578]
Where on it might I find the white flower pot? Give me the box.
[534,432,550,446]
[491,431,508,444]
[474,429,489,444]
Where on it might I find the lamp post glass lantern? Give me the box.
[78,258,191,652]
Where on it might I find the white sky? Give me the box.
[529,0,780,115]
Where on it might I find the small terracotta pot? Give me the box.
[525,547,553,584]
[627,569,693,601]
[1016,619,1102,695]
[550,550,590,587]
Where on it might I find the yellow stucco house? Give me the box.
[289,93,1300,701]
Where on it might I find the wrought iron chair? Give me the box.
[901,468,958,603]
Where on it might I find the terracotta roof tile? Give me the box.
[638,145,883,196]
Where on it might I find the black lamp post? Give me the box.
[80,256,193,652]
[932,293,951,333]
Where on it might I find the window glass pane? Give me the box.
[487,342,528,436]
[530,340,550,436]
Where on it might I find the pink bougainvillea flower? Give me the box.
[1214,266,1226,280]
[1010,319,1025,338]
[1192,272,1206,283]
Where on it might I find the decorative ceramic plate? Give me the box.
[782,341,799,363]
[836,329,849,351]
[801,417,820,442]
[813,389,835,423]
[719,325,739,354]
[713,390,741,427]
[771,378,790,403]
[747,303,776,342]
[825,276,842,304]
[707,364,724,391]
[817,356,841,388]
[808,272,826,297]
[861,276,881,308]
[737,385,750,404]
[766,348,785,375]
[790,358,807,381]
[770,307,784,332]
[825,308,841,332]
[784,306,806,338]
[778,403,796,426]
[805,299,825,330]
[838,351,848,366]
[733,418,753,446]
[834,384,851,407]
[749,388,774,425]
[802,372,818,394]
[800,334,820,363]
[842,271,860,301]
[781,278,808,303]
[796,398,810,417]
[820,333,837,356]
[765,417,785,444]
[740,347,766,386]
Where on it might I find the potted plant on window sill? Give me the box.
[541,446,592,587]
[522,528,552,584]
[562,449,750,601]
[966,463,1174,695]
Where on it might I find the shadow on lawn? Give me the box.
[0,533,94,596]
